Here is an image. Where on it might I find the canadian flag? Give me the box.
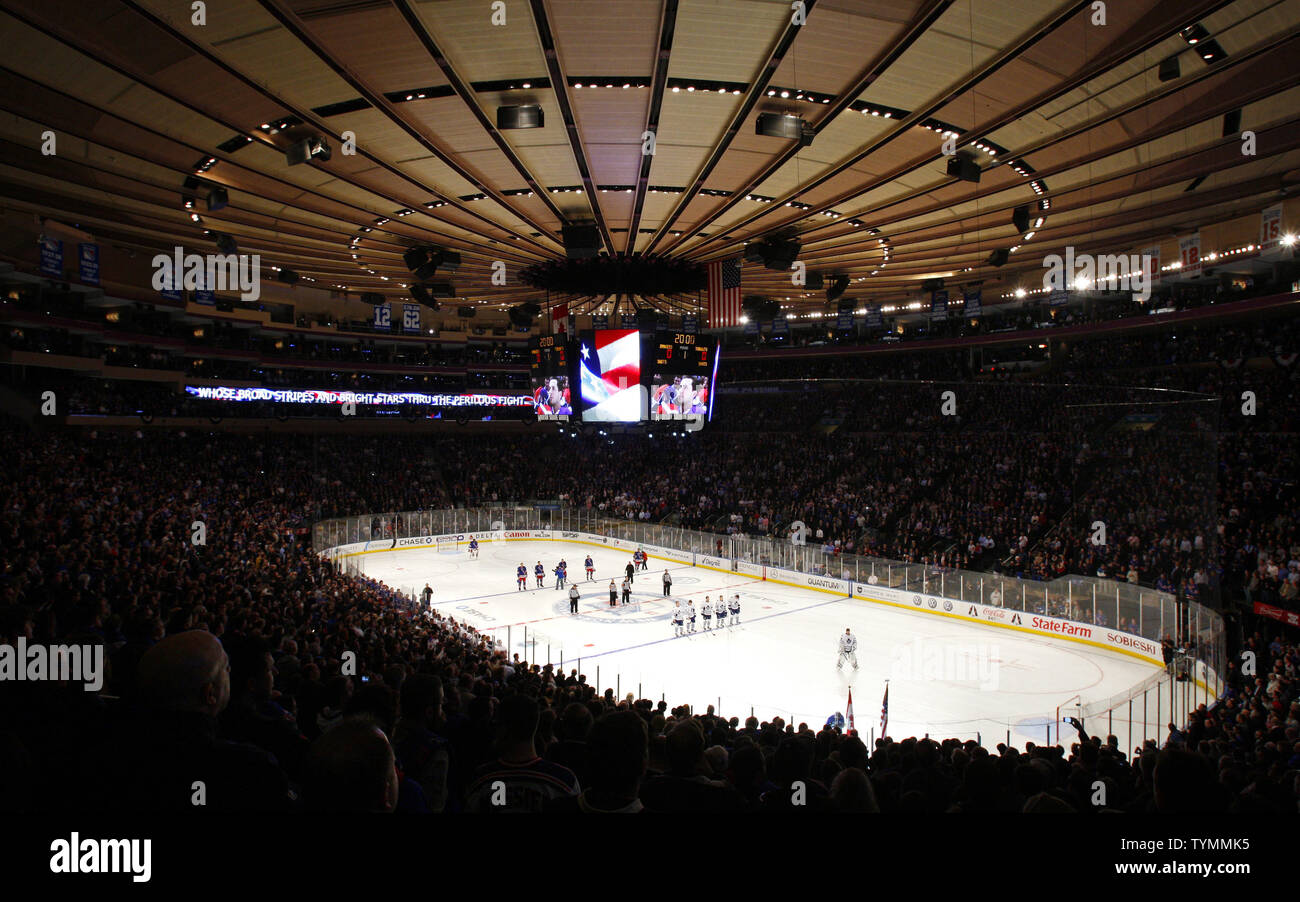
[551,302,569,334]
[846,687,855,732]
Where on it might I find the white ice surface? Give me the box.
[357,540,1166,749]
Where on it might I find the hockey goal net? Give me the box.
[436,535,459,554]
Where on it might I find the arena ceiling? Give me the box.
[2,0,1299,321]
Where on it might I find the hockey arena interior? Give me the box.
[2,0,1299,838]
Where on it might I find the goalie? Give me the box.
[837,628,859,671]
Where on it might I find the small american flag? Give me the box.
[880,682,889,738]
[707,256,742,328]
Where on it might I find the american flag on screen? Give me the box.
[707,256,743,328]
[578,329,642,421]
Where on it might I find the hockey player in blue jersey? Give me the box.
[584,555,595,581]
[554,561,567,590]
[517,563,527,591]
[534,561,545,588]
[469,537,479,558]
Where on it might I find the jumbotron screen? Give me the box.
[577,328,644,422]
[529,334,571,419]
[650,374,710,418]
[651,332,718,423]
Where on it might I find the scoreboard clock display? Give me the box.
[653,331,713,374]
[529,334,567,374]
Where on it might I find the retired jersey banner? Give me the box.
[1141,245,1162,285]
[836,309,855,330]
[1260,203,1285,260]
[40,237,63,277]
[930,289,948,319]
[78,242,99,285]
[681,314,698,334]
[403,303,421,333]
[1178,232,1202,275]
[373,302,391,331]
[592,314,609,330]
[863,303,883,328]
[963,289,981,318]
[772,313,789,335]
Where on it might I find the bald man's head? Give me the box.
[302,718,399,814]
[137,630,230,716]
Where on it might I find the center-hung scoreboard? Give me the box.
[527,329,718,424]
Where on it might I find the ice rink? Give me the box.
[355,539,1172,748]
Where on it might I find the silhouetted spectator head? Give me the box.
[499,694,541,745]
[586,710,647,796]
[1154,747,1222,813]
[831,767,878,812]
[398,673,443,727]
[1023,791,1077,813]
[345,683,398,735]
[137,630,229,716]
[223,635,274,704]
[302,718,399,813]
[558,701,594,741]
[665,719,706,777]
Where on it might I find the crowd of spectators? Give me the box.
[0,423,1294,814]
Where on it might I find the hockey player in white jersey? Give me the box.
[837,628,859,670]
[686,599,696,633]
[729,593,740,624]
[671,602,684,637]
[701,595,712,631]
[713,596,727,627]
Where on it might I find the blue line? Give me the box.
[421,563,698,611]
[566,590,850,663]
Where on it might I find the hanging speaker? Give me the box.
[947,151,980,183]
[986,249,1009,267]
[562,224,601,259]
[1012,205,1031,234]
[497,104,544,129]
[1158,55,1180,82]
[827,273,850,303]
